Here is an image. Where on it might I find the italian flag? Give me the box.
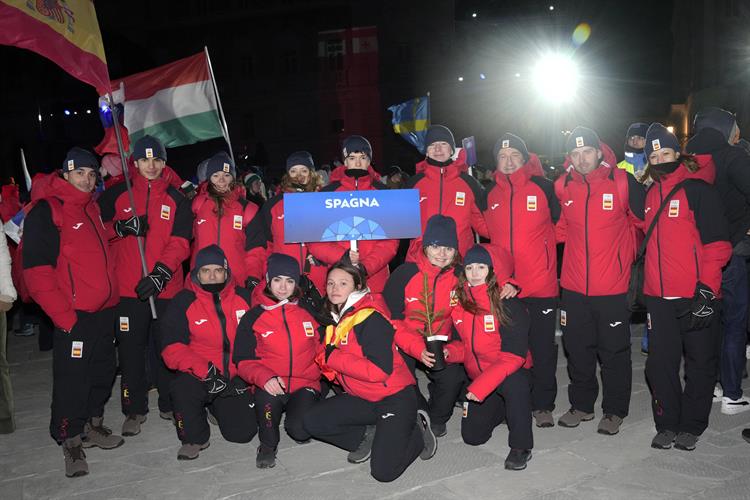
[108,52,224,149]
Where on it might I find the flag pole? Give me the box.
[108,95,158,319]
[19,149,32,192]
[204,46,234,163]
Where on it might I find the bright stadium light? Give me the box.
[532,53,579,103]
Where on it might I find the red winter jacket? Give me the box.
[22,175,119,331]
[447,286,531,402]
[190,184,258,285]
[322,292,415,402]
[97,171,192,299]
[406,155,488,261]
[642,155,732,298]
[383,251,460,359]
[484,154,559,298]
[554,145,645,296]
[0,184,20,223]
[245,191,328,293]
[233,293,322,393]
[307,167,398,293]
[161,274,252,379]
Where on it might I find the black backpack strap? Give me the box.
[637,181,686,259]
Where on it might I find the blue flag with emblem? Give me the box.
[388,96,430,154]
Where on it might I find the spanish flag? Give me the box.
[0,0,109,94]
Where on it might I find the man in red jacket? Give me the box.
[554,126,645,435]
[406,125,488,261]
[307,136,398,293]
[484,133,560,428]
[161,245,256,460]
[23,148,123,478]
[98,135,192,437]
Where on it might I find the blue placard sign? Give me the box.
[283,189,422,243]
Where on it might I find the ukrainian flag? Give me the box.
[388,96,430,154]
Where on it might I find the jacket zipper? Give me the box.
[216,211,222,245]
[693,245,700,282]
[438,168,444,214]
[212,292,231,377]
[84,201,112,305]
[144,182,152,247]
[470,315,482,372]
[544,239,550,270]
[617,250,622,274]
[67,263,76,303]
[507,174,514,255]
[281,305,293,390]
[584,177,591,295]
[656,184,664,296]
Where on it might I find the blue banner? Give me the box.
[283,189,422,243]
[388,96,430,154]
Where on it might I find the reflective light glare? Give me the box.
[479,73,486,80]
[572,23,592,47]
[458,76,464,82]
[86,109,92,114]
[472,12,477,18]
[37,113,42,123]
[64,109,71,116]
[515,73,521,77]
[549,5,554,10]
[73,111,78,115]
[667,126,675,133]
[532,54,579,103]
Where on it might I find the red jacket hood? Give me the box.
[492,153,545,185]
[329,165,382,183]
[657,154,716,186]
[415,148,469,174]
[30,173,59,203]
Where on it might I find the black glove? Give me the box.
[218,376,248,398]
[245,276,260,292]
[135,262,173,300]
[115,215,148,238]
[688,281,716,331]
[203,362,229,396]
[324,343,336,362]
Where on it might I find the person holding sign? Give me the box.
[189,152,258,287]
[554,127,644,435]
[303,262,436,482]
[98,135,193,437]
[448,244,533,470]
[22,148,122,478]
[244,151,327,294]
[483,133,560,429]
[233,253,322,469]
[307,136,398,293]
[161,245,257,461]
[405,125,488,261]
[640,124,731,451]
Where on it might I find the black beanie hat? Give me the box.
[286,151,315,172]
[626,122,649,139]
[565,126,601,152]
[132,135,167,161]
[62,147,99,172]
[422,215,458,250]
[493,133,530,163]
[192,244,230,281]
[464,245,493,268]
[342,136,373,161]
[644,123,680,158]
[266,253,301,284]
[424,125,456,153]
[205,151,236,179]
[694,107,737,142]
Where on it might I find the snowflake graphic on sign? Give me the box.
[321,216,387,241]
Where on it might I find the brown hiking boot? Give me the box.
[177,441,210,460]
[62,435,89,478]
[121,414,147,436]
[597,414,623,435]
[557,408,594,428]
[83,417,125,449]
[533,410,555,428]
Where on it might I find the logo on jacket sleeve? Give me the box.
[197,218,206,225]
[71,341,83,359]
[233,215,243,230]
[560,310,567,327]
[236,309,246,324]
[194,319,208,325]
[483,314,495,332]
[72,223,83,230]
[602,193,613,211]
[668,199,679,217]
[119,317,130,332]
[647,313,652,330]
[303,321,315,337]
[160,204,171,220]
[455,191,466,206]
[449,290,458,307]
[462,401,469,418]
[527,195,537,211]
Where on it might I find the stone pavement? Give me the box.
[1,332,749,500]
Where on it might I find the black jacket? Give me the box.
[686,127,750,245]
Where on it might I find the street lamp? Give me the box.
[532,53,579,103]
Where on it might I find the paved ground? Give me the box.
[1,331,749,500]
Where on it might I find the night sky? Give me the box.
[0,0,675,184]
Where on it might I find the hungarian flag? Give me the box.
[108,52,224,149]
[0,0,109,94]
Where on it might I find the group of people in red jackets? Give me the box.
[18,119,733,480]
